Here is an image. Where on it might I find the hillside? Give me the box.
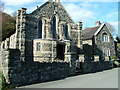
[0,12,16,41]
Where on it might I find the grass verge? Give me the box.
[0,71,14,90]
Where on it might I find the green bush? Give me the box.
[0,72,14,90]
[113,60,120,67]
[111,56,118,60]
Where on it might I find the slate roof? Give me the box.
[81,25,100,40]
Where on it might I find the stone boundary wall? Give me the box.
[81,61,112,73]
[13,62,69,86]
[0,49,70,87]
[0,49,113,87]
[0,49,21,83]
[79,55,112,73]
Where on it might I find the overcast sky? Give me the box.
[2,0,119,37]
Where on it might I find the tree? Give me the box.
[12,11,17,17]
[105,22,116,34]
[116,36,120,43]
[0,0,4,12]
[1,12,16,40]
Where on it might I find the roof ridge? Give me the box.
[83,25,100,30]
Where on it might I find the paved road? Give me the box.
[20,68,118,88]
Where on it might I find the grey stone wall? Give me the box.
[79,54,112,73]
[0,49,70,87]
[18,62,69,86]
[81,61,112,73]
[31,1,74,23]
[0,49,21,84]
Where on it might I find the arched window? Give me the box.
[52,16,56,39]
[102,33,109,42]
[65,25,69,40]
[38,20,42,38]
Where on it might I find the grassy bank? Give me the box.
[0,71,14,90]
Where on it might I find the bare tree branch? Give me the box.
[105,22,116,34]
[12,11,17,17]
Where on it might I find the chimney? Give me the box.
[77,22,82,30]
[95,21,101,25]
[37,6,39,8]
[19,8,27,15]
[53,0,60,3]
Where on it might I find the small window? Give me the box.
[36,42,41,51]
[102,33,109,42]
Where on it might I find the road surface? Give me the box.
[20,68,119,88]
